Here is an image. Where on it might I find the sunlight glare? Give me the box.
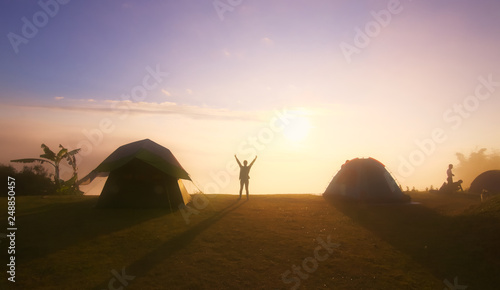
[283,112,312,143]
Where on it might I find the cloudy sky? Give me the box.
[1,0,499,194]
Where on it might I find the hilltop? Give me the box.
[1,192,499,289]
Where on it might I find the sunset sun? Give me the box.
[283,113,312,143]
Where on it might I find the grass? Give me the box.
[1,192,499,289]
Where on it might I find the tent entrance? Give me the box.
[96,158,186,208]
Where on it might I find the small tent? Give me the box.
[81,139,192,209]
[323,157,409,203]
[469,170,500,194]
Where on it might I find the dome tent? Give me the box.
[81,139,192,209]
[469,170,500,194]
[323,158,409,203]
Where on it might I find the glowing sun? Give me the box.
[283,114,312,142]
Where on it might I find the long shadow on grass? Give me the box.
[326,197,500,289]
[92,199,247,290]
[13,197,175,263]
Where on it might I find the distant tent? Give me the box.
[81,139,192,209]
[469,170,500,194]
[323,158,409,203]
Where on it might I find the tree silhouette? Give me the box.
[0,164,55,196]
[11,144,81,194]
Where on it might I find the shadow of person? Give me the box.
[92,198,248,289]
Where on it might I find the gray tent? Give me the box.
[81,139,191,208]
[469,170,500,194]
[324,158,409,203]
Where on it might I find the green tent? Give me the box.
[323,158,409,203]
[81,139,191,208]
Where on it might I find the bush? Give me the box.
[0,164,56,196]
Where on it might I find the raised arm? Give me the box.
[249,156,257,167]
[234,155,242,167]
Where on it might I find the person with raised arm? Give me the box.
[234,155,257,200]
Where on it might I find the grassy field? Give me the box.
[1,192,499,289]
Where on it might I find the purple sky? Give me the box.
[1,0,500,193]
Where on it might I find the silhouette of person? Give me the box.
[447,164,454,185]
[234,155,257,200]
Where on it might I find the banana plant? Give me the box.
[11,144,81,193]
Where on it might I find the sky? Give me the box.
[1,0,499,194]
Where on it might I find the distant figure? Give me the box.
[235,155,257,199]
[438,164,463,194]
[447,164,454,185]
[439,179,464,194]
[455,180,464,192]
